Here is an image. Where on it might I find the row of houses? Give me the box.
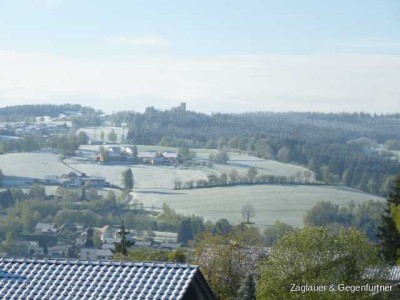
[77,225,182,261]
[95,146,181,165]
[39,175,107,188]
[1,120,72,138]
[2,222,181,261]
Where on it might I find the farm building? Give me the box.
[98,225,113,242]
[63,176,83,188]
[107,146,122,155]
[162,150,181,163]
[82,176,106,187]
[123,146,136,156]
[138,150,166,164]
[160,242,182,250]
[94,146,126,162]
[40,175,61,185]
[34,222,57,234]
[106,146,124,160]
[56,175,107,188]
[88,139,103,145]
[0,258,217,300]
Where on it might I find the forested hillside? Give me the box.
[120,109,400,145]
[114,107,400,195]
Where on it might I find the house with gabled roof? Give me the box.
[0,258,217,300]
[34,222,57,234]
[162,150,181,164]
[137,150,166,165]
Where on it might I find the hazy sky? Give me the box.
[0,0,399,113]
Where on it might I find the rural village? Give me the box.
[1,2,399,298]
[0,104,400,299]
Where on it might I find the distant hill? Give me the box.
[0,104,100,122]
[119,108,400,145]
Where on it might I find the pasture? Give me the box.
[133,185,383,228]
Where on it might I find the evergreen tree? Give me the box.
[177,218,194,246]
[0,169,3,187]
[108,129,117,143]
[237,274,257,300]
[80,187,87,201]
[122,169,134,190]
[0,188,13,208]
[377,175,400,264]
[112,221,134,256]
[66,241,79,258]
[132,145,138,163]
[99,146,109,162]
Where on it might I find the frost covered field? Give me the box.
[132,185,383,228]
[80,144,311,182]
[0,148,383,227]
[0,151,71,186]
[64,160,208,189]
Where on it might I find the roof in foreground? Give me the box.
[365,266,400,282]
[0,257,213,300]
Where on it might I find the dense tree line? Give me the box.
[121,107,400,195]
[0,136,43,154]
[123,108,400,146]
[175,169,318,190]
[304,200,385,241]
[0,132,88,155]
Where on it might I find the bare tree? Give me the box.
[241,203,256,224]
